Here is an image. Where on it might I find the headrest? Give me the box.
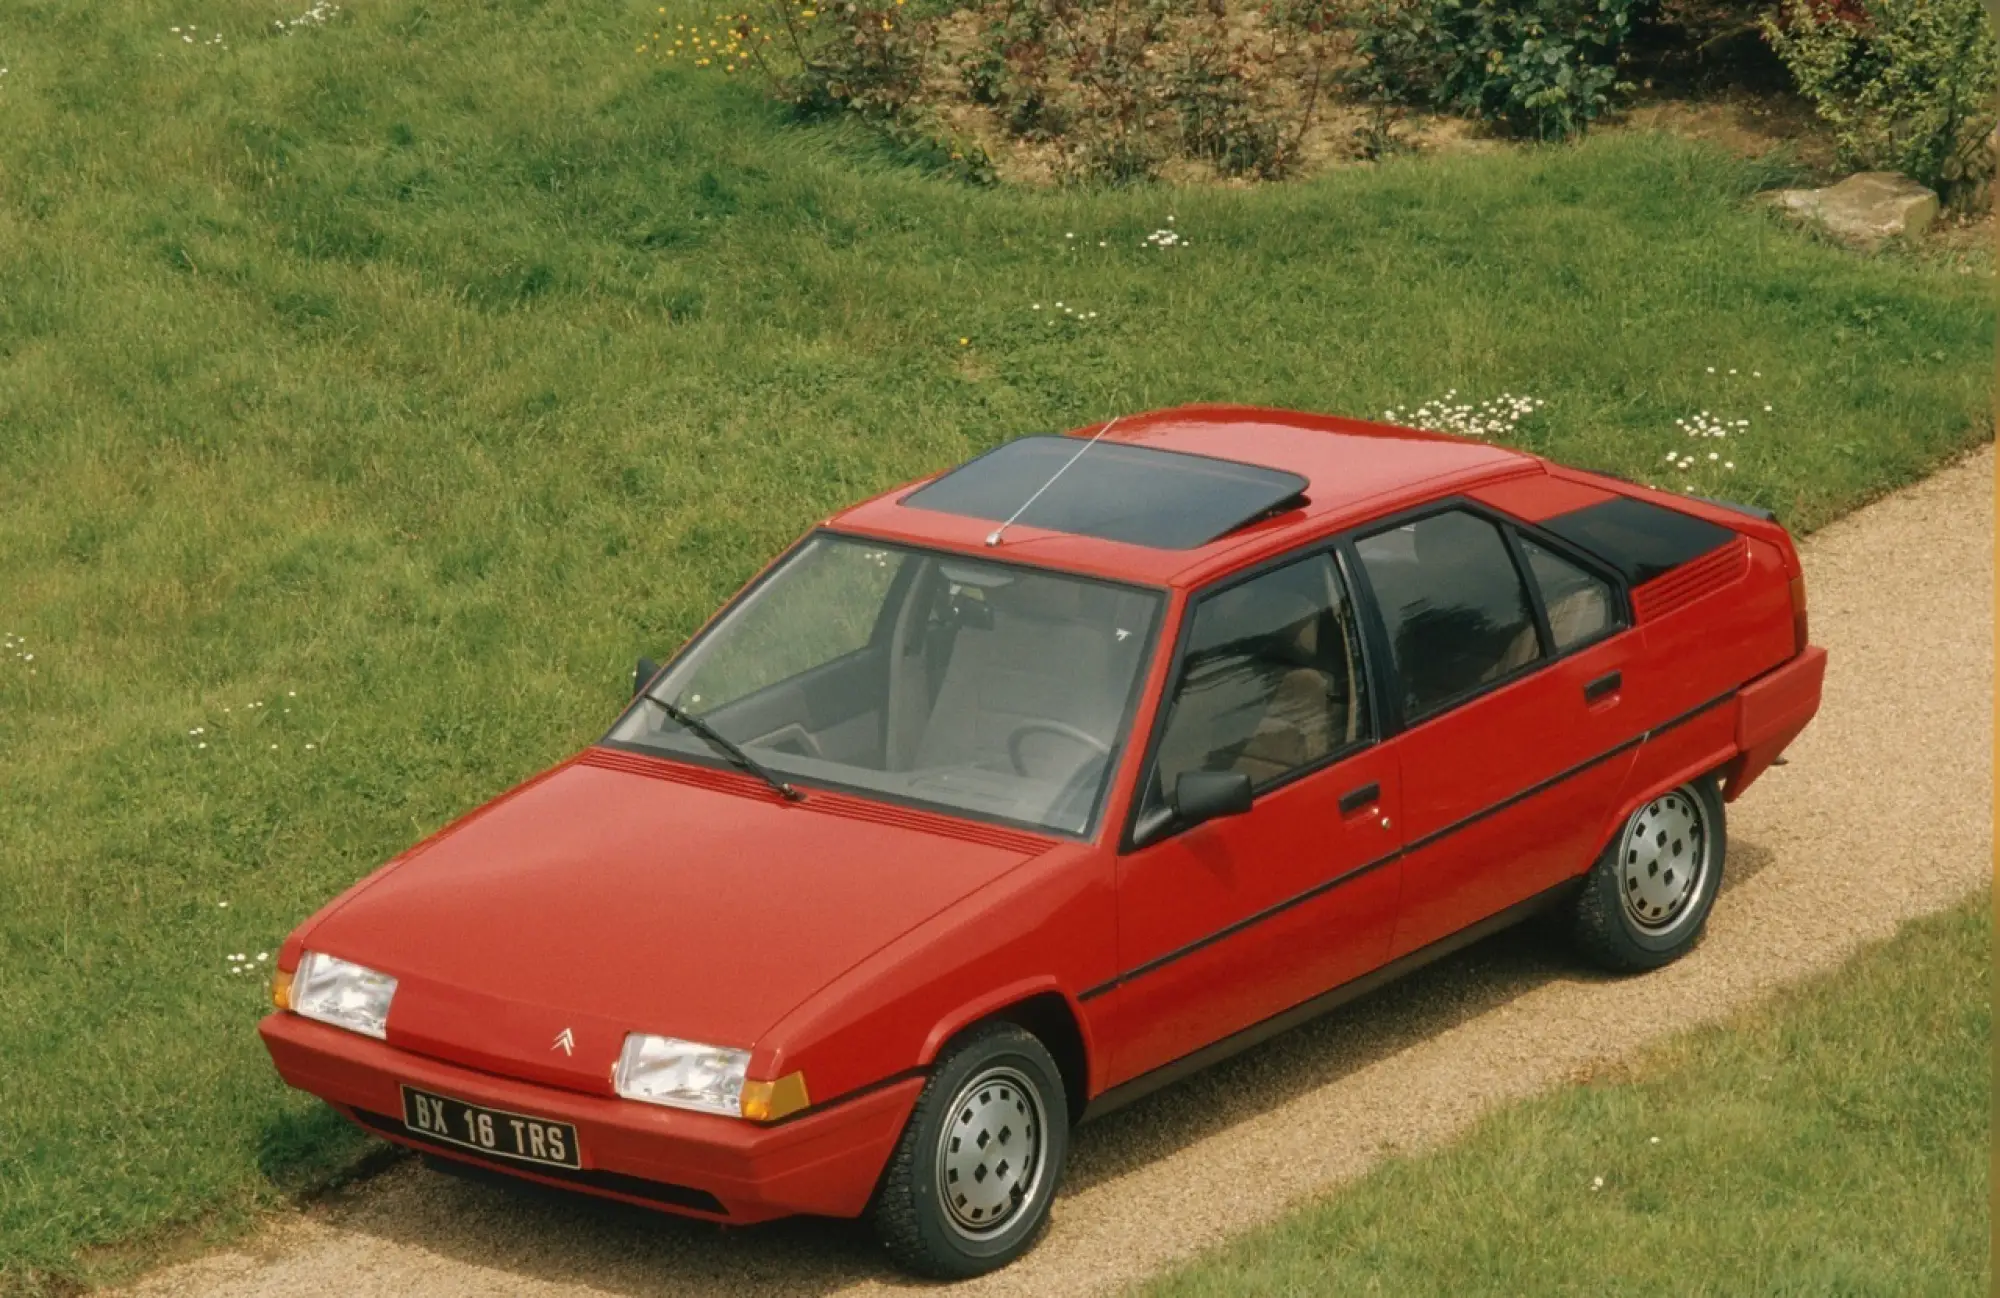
[987,572,1089,623]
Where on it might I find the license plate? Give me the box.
[400,1085,581,1170]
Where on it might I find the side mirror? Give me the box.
[1132,770,1254,848]
[633,656,660,699]
[1173,770,1254,825]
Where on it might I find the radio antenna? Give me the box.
[985,416,1120,547]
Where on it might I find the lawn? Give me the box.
[0,0,1991,1289]
[1141,894,1993,1297]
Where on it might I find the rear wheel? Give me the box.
[870,1022,1068,1279]
[1573,777,1726,972]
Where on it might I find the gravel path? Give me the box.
[124,448,1994,1298]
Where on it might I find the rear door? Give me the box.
[1350,506,1637,957]
[1094,547,1405,1088]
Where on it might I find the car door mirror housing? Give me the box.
[1130,771,1255,848]
[633,656,660,699]
[1172,770,1254,827]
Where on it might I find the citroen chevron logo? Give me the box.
[552,1027,576,1056]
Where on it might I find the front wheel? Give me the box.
[870,1022,1069,1279]
[1572,776,1726,972]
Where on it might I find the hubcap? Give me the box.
[935,1065,1046,1239]
[1618,787,1708,932]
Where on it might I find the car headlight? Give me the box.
[613,1034,811,1122]
[289,951,398,1039]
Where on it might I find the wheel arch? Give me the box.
[919,980,1094,1124]
[1588,741,1736,873]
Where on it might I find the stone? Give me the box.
[1759,171,1941,250]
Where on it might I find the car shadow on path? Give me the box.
[295,836,1776,1296]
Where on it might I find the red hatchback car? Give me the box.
[261,405,1825,1277]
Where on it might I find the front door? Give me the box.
[1094,549,1405,1088]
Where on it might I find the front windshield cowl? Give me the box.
[606,534,1163,837]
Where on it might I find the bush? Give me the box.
[660,0,1345,184]
[1764,0,1999,208]
[1347,0,1644,140]
[962,0,1347,183]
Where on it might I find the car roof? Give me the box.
[828,404,1542,589]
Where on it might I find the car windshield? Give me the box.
[606,534,1164,836]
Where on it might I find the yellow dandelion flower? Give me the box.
[801,8,814,15]
[958,337,970,346]
[636,43,647,50]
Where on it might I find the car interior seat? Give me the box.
[911,572,1145,779]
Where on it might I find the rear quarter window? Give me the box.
[1539,497,1736,585]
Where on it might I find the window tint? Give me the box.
[1148,553,1371,809]
[1356,511,1540,720]
[1520,538,1618,652]
[902,436,1308,550]
[1539,496,1734,585]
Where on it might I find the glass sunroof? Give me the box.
[901,436,1308,550]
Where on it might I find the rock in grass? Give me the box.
[1759,171,1940,251]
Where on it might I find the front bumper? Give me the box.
[260,1012,920,1223]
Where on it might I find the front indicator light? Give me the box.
[740,1072,810,1123]
[290,951,397,1039]
[614,1035,751,1117]
[271,966,294,1011]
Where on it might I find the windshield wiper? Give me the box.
[638,690,805,803]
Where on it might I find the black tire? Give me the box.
[1572,776,1726,973]
[870,1022,1069,1280]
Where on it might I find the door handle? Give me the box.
[1338,782,1380,816]
[1584,671,1622,704]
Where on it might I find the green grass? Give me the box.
[1141,896,1993,1298]
[0,0,1990,1289]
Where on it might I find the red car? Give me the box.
[261,406,1825,1277]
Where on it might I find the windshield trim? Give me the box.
[602,528,1171,843]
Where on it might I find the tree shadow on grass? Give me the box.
[265,836,1780,1294]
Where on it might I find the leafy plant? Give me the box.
[1347,0,1643,140]
[1764,0,1999,208]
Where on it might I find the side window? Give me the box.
[1148,553,1372,808]
[1520,537,1618,652]
[1356,510,1540,721]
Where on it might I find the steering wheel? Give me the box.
[1007,719,1112,776]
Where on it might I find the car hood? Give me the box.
[302,747,1055,1094]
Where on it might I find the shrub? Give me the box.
[1764,0,1999,208]
[657,0,1344,184]
[1347,0,1644,140]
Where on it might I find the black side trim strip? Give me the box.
[1079,849,1401,1002]
[1081,686,1739,999]
[762,1065,929,1128]
[1403,733,1644,855]
[1079,879,1583,1122]
[1648,689,1734,738]
[355,1109,728,1214]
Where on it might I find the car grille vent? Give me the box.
[1631,537,1749,622]
[809,796,1056,854]
[577,748,1056,854]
